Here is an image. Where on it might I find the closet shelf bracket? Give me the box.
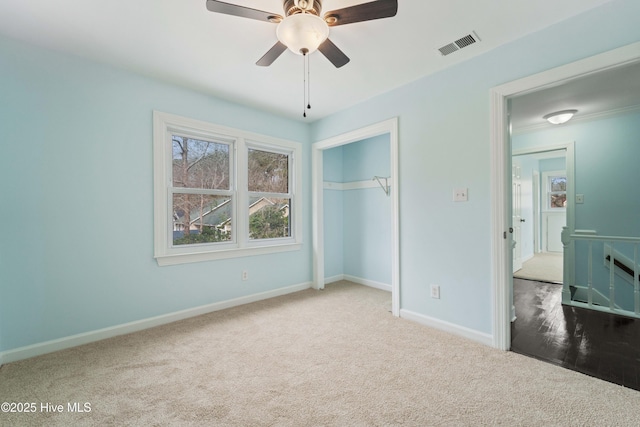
[373,176,390,196]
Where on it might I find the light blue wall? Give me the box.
[513,111,640,309]
[2,0,640,354]
[342,136,391,284]
[322,135,392,285]
[323,145,344,182]
[342,135,390,181]
[0,35,311,352]
[513,112,640,236]
[311,0,640,334]
[323,146,344,278]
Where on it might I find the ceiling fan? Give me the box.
[205,0,398,68]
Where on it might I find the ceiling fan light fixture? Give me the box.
[276,13,329,55]
[543,109,578,125]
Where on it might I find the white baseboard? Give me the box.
[400,309,494,347]
[0,282,312,366]
[344,275,392,292]
[324,274,392,292]
[324,274,345,285]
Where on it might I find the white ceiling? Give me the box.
[0,0,619,122]
[511,61,640,132]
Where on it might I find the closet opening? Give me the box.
[312,118,400,316]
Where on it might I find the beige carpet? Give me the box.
[1,281,638,426]
[514,252,563,283]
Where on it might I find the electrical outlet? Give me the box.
[242,271,248,281]
[430,284,440,299]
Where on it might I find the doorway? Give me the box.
[512,148,569,285]
[322,135,391,290]
[312,118,400,316]
[490,41,640,350]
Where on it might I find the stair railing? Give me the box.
[562,229,640,318]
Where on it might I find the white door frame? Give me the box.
[312,118,400,316]
[514,149,573,254]
[490,41,640,350]
[541,168,568,253]
[532,170,540,253]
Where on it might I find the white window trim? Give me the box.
[542,169,567,212]
[153,111,302,266]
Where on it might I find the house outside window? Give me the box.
[171,135,233,246]
[153,111,302,266]
[247,147,292,240]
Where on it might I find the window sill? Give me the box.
[155,242,303,266]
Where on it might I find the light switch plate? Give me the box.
[453,188,468,202]
[576,194,584,204]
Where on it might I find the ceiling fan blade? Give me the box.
[323,0,397,27]
[318,39,350,68]
[206,0,283,23]
[256,42,288,66]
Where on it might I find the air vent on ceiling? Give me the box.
[438,31,481,56]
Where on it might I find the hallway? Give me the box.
[511,278,640,391]
[514,252,563,284]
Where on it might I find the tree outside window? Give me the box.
[247,148,291,240]
[171,136,232,245]
[548,175,567,209]
[153,111,302,265]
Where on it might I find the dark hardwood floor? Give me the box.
[511,278,640,391]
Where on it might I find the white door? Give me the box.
[512,164,523,272]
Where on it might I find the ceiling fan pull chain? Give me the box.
[302,49,307,117]
[307,52,311,110]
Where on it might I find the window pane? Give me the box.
[249,197,290,240]
[172,136,230,190]
[173,194,232,245]
[550,177,566,192]
[550,193,567,208]
[248,149,288,193]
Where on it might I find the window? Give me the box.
[172,135,233,246]
[545,172,567,210]
[153,111,302,266]
[247,147,292,240]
